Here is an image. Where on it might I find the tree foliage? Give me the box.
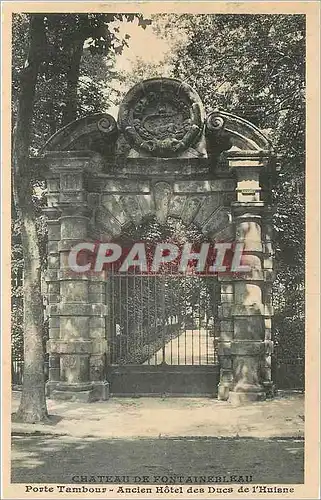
[152,13,305,360]
[12,13,148,149]
[11,12,149,420]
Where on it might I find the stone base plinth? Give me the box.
[91,381,110,401]
[228,390,266,405]
[51,389,95,402]
[218,383,230,401]
[46,381,59,398]
[47,381,110,402]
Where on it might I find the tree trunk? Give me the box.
[13,14,48,423]
[62,36,84,126]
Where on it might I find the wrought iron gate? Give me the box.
[106,268,220,396]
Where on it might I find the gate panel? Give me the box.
[106,268,219,396]
[107,365,220,397]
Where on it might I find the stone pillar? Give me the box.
[45,153,108,401]
[47,202,93,401]
[229,202,267,403]
[218,154,273,404]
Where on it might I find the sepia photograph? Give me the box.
[1,2,320,499]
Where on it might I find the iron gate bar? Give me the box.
[106,271,219,366]
[198,279,200,364]
[177,272,181,365]
[206,285,209,365]
[169,266,173,365]
[184,274,187,365]
[161,274,165,364]
[147,272,150,365]
[191,276,194,365]
[154,271,158,365]
[119,270,122,360]
[133,266,135,362]
[112,265,116,359]
[106,267,111,364]
[126,269,129,359]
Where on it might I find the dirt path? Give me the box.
[145,329,216,365]
[11,392,304,440]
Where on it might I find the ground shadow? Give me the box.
[12,413,63,425]
[11,434,304,484]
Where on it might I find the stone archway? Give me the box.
[39,77,274,403]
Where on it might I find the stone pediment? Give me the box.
[206,110,271,154]
[40,78,271,164]
[41,114,118,156]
